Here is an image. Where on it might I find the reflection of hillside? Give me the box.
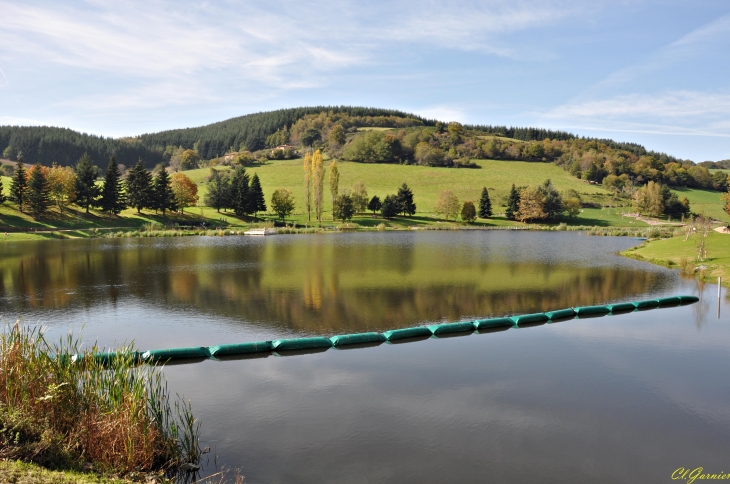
[0,236,671,334]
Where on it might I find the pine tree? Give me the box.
[505,184,520,220]
[126,159,153,213]
[249,173,266,216]
[478,187,492,218]
[99,157,127,216]
[10,157,28,212]
[230,166,250,216]
[26,164,51,218]
[151,166,176,216]
[204,170,230,213]
[74,153,100,213]
[0,176,5,203]
[396,183,416,216]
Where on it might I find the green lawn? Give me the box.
[626,231,730,287]
[671,187,729,222]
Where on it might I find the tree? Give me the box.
[303,152,312,221]
[396,183,416,216]
[368,195,381,214]
[461,201,476,223]
[516,185,546,222]
[505,184,520,220]
[435,190,460,220]
[351,181,368,213]
[179,150,201,171]
[151,166,176,215]
[329,124,346,146]
[333,194,355,221]
[26,164,51,218]
[47,163,76,213]
[301,128,321,147]
[74,153,100,213]
[204,169,230,212]
[10,157,28,212]
[478,187,492,218]
[99,157,127,216]
[271,188,295,221]
[170,172,199,213]
[0,176,5,203]
[3,145,16,160]
[633,181,664,217]
[723,189,730,217]
[230,166,250,216]
[249,173,266,216]
[564,197,581,219]
[381,194,399,219]
[312,150,325,222]
[329,159,339,215]
[126,159,153,213]
[539,179,563,221]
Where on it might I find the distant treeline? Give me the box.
[699,160,730,170]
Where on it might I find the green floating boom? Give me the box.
[68,295,700,364]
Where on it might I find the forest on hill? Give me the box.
[0,106,727,193]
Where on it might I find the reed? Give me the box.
[0,323,199,476]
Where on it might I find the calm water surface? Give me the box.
[1,231,728,483]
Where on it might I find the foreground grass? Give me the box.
[0,460,143,484]
[623,231,730,287]
[0,325,199,477]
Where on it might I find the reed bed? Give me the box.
[0,324,199,476]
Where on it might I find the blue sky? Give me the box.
[1,0,729,161]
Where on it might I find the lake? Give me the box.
[1,231,728,483]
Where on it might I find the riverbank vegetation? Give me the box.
[0,324,199,479]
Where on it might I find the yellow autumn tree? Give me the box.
[312,150,325,222]
[516,185,546,222]
[47,163,76,213]
[303,151,312,221]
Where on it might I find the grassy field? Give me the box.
[6,158,727,239]
[671,187,729,222]
[624,231,730,287]
[0,460,141,484]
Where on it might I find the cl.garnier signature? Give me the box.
[673,467,730,483]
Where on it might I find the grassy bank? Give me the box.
[0,460,145,484]
[0,325,199,479]
[622,231,730,287]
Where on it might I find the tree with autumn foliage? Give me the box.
[170,172,198,213]
[312,149,325,222]
[47,163,76,213]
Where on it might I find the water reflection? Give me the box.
[0,232,681,337]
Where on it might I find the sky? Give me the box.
[0,0,729,161]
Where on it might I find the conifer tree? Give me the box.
[99,157,127,216]
[230,166,250,216]
[312,150,325,222]
[368,195,381,214]
[74,153,100,213]
[249,173,266,216]
[126,159,153,213]
[0,176,5,204]
[505,184,520,220]
[26,164,51,218]
[10,157,28,212]
[204,170,230,213]
[396,182,416,216]
[478,187,492,218]
[151,166,176,216]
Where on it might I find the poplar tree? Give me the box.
[26,164,51,218]
[249,173,266,216]
[151,166,176,216]
[505,184,520,220]
[303,152,312,221]
[478,187,492,218]
[126,159,153,213]
[74,153,100,213]
[10,157,27,212]
[99,156,126,216]
[329,159,339,218]
[312,150,325,222]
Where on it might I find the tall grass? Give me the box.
[0,324,199,475]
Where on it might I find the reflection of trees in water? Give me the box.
[0,239,671,334]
